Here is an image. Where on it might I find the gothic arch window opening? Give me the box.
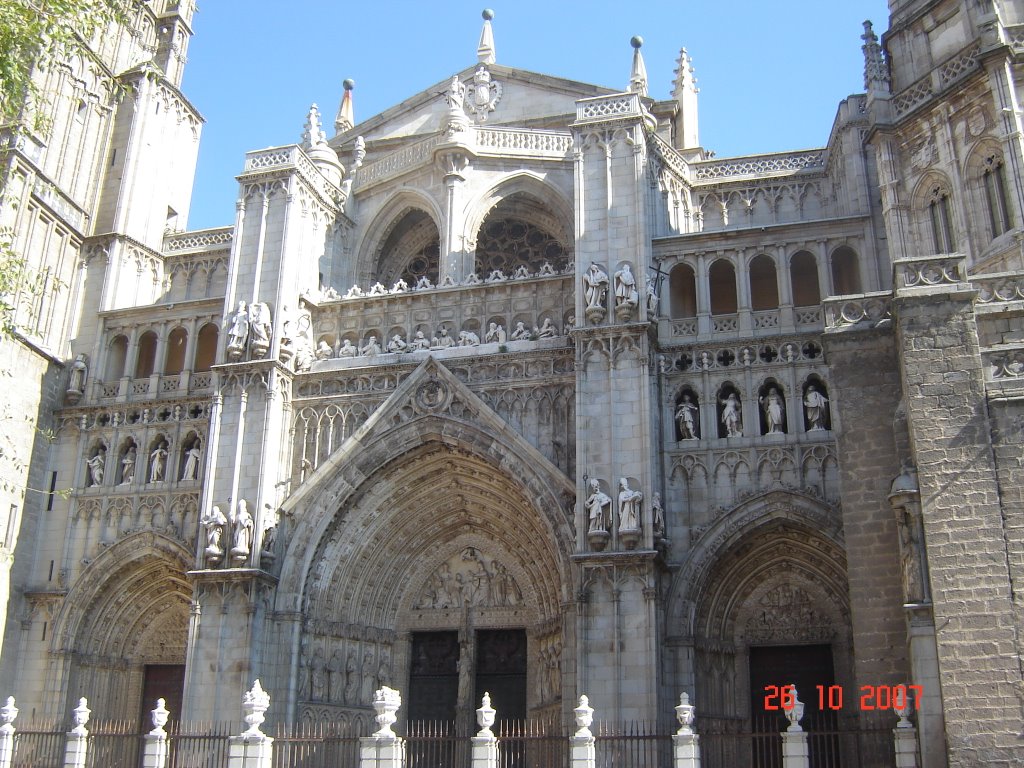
[135,330,158,378]
[709,259,738,315]
[982,154,1012,239]
[789,251,820,307]
[669,262,697,319]
[107,334,129,380]
[194,323,218,372]
[375,209,441,288]
[164,326,187,375]
[475,218,569,277]
[829,247,861,296]
[927,185,955,253]
[749,254,779,311]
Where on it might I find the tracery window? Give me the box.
[927,185,955,253]
[475,217,569,275]
[982,154,1012,238]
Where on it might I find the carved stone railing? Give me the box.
[795,306,823,327]
[163,227,233,253]
[32,176,88,231]
[691,149,824,182]
[670,318,698,337]
[661,336,824,373]
[648,132,690,185]
[711,314,738,333]
[474,127,573,158]
[894,254,967,292]
[973,272,1024,304]
[823,292,892,330]
[356,133,444,190]
[574,93,643,124]
[1008,24,1024,51]
[983,344,1024,381]
[241,144,344,208]
[243,146,295,172]
[892,42,980,118]
[752,309,780,331]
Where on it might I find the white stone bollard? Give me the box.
[227,680,274,768]
[570,695,596,768]
[673,692,701,768]
[0,697,18,768]
[359,687,404,768]
[471,692,498,768]
[63,698,90,768]
[781,685,809,768]
[893,703,920,768]
[142,698,170,768]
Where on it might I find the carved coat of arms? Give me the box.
[467,65,502,122]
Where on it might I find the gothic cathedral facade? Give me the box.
[2,1,1024,765]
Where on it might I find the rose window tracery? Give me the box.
[475,217,569,275]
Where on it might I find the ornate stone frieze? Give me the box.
[742,585,835,643]
[413,547,523,609]
[661,336,823,374]
[895,255,964,291]
[823,292,892,330]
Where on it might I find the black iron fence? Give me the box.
[167,722,234,768]
[11,719,63,768]
[272,720,366,768]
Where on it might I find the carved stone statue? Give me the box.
[614,263,640,316]
[361,651,376,704]
[343,651,359,705]
[231,499,254,560]
[645,277,659,315]
[119,445,137,485]
[387,334,407,353]
[149,441,168,483]
[181,440,202,481]
[86,446,107,486]
[617,478,642,532]
[248,302,273,357]
[583,263,609,316]
[445,75,466,112]
[585,478,611,533]
[226,301,249,360]
[338,339,357,357]
[720,392,743,437]
[484,323,506,343]
[432,326,455,348]
[760,387,786,434]
[510,321,530,341]
[675,395,699,440]
[360,335,381,356]
[804,385,830,431]
[409,330,431,350]
[458,330,480,346]
[652,492,665,538]
[535,318,556,338]
[315,340,333,360]
[202,505,228,563]
[66,353,88,404]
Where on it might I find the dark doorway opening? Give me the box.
[748,644,838,768]
[140,664,185,728]
[408,631,460,722]
[473,629,527,725]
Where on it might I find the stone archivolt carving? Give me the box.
[415,547,523,609]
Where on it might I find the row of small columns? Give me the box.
[0,683,921,768]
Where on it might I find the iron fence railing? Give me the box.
[11,719,63,768]
[166,722,234,768]
[271,720,367,768]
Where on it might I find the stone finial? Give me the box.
[784,685,805,732]
[478,9,496,64]
[629,36,648,97]
[476,692,496,737]
[0,697,17,735]
[672,48,698,100]
[574,695,594,737]
[302,104,327,149]
[335,79,355,134]
[241,679,270,737]
[675,692,695,735]
[372,686,402,738]
[861,20,890,92]
[895,696,913,728]
[150,698,169,736]
[71,698,91,736]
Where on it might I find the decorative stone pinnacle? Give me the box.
[0,696,17,735]
[478,9,496,64]
[150,698,169,736]
[476,692,496,736]
[895,696,913,728]
[574,694,594,737]
[372,686,402,738]
[861,20,890,92]
[241,679,270,737]
[335,80,355,135]
[71,698,91,736]
[675,692,695,735]
[302,104,327,149]
[629,37,648,97]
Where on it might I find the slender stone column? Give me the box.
[570,696,596,768]
[63,698,90,768]
[0,697,18,768]
[141,698,170,768]
[227,680,273,768]
[672,692,701,768]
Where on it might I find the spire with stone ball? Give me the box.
[478,9,496,64]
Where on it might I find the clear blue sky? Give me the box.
[180,1,892,231]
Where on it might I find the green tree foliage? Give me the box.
[0,0,134,125]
